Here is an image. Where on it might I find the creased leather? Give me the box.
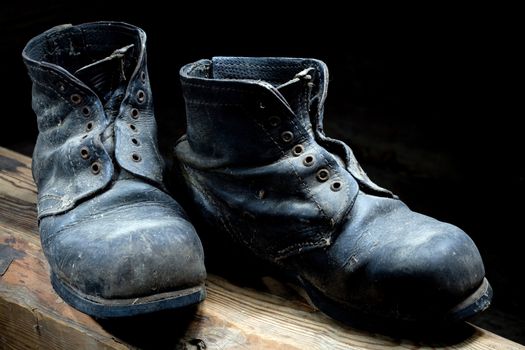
[22,22,206,304]
[175,56,488,321]
[23,22,163,219]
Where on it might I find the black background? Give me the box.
[1,3,523,343]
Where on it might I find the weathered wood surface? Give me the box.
[0,146,522,350]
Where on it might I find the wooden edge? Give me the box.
[1,146,523,350]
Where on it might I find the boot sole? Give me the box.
[448,277,493,320]
[299,276,492,326]
[51,273,206,318]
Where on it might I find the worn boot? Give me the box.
[22,22,206,318]
[174,57,491,325]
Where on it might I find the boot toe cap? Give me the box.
[295,194,487,322]
[43,214,206,299]
[39,181,206,300]
[367,222,486,318]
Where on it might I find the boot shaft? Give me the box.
[23,22,163,218]
[177,57,369,259]
[179,57,324,166]
[179,57,392,195]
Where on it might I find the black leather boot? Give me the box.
[22,22,206,318]
[174,57,491,325]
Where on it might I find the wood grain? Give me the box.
[0,146,522,350]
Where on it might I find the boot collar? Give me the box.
[22,22,147,106]
[180,56,327,115]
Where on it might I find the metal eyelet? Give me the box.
[303,155,315,166]
[316,168,330,182]
[81,106,91,117]
[70,94,82,105]
[91,161,101,175]
[330,181,342,192]
[80,147,90,159]
[140,71,147,83]
[136,90,146,104]
[131,153,142,162]
[130,108,140,119]
[129,124,138,132]
[292,144,304,156]
[86,121,94,132]
[281,131,294,143]
[131,138,140,146]
[268,116,281,127]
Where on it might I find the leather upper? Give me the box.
[22,22,206,301]
[23,22,163,219]
[176,57,393,260]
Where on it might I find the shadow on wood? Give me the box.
[96,306,202,349]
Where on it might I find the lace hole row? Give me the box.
[136,90,146,104]
[80,147,90,159]
[131,108,140,119]
[268,115,281,127]
[70,94,82,105]
[303,155,315,166]
[281,131,294,143]
[131,153,141,162]
[91,161,101,175]
[316,168,330,182]
[260,104,343,192]
[301,152,342,190]
[292,144,304,156]
[330,181,342,191]
[81,106,91,117]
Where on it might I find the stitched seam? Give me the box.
[29,65,76,90]
[319,151,352,221]
[300,69,351,223]
[284,114,329,221]
[185,100,243,107]
[39,194,64,200]
[250,114,330,256]
[141,126,164,180]
[215,62,302,69]
[30,76,73,107]
[66,142,77,199]
[182,164,253,250]
[29,65,87,109]
[276,237,334,259]
[182,82,253,93]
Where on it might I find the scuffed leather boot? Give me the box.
[22,22,206,318]
[174,57,491,325]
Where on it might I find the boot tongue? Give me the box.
[74,44,134,113]
[73,44,135,165]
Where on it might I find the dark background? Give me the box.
[2,3,523,343]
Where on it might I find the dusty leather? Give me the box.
[23,22,205,300]
[175,57,486,321]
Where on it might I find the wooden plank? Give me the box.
[0,146,522,350]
